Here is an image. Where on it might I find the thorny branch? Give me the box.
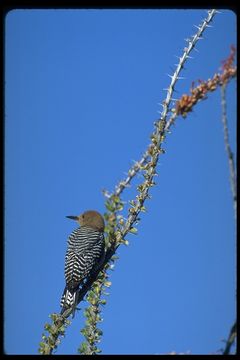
[219,46,237,356]
[220,83,237,220]
[109,8,217,218]
[219,87,236,354]
[222,321,237,355]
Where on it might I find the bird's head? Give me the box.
[66,210,105,232]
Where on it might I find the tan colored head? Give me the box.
[66,210,105,232]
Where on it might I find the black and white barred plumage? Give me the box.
[60,225,105,312]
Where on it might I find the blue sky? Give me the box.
[5,9,236,355]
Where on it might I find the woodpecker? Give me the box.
[60,210,105,314]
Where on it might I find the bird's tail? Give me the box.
[60,286,78,315]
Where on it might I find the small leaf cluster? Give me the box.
[38,313,71,354]
[104,194,125,247]
[78,273,110,354]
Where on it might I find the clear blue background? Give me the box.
[5,9,236,355]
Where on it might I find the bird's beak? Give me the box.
[66,215,79,221]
